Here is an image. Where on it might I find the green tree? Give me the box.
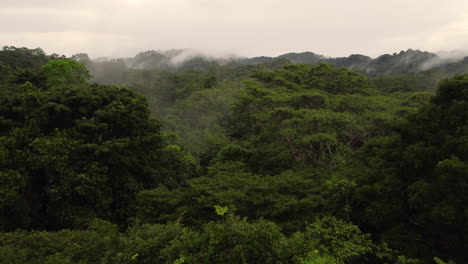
[232,63,428,173]
[42,59,91,87]
[352,75,468,262]
[0,64,195,230]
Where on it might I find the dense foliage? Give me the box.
[0,47,466,264]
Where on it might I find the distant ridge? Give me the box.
[78,48,468,77]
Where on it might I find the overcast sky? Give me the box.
[1,0,468,58]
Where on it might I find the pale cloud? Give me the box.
[378,15,468,54]
[0,0,467,58]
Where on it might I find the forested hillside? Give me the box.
[0,46,466,264]
[75,49,468,91]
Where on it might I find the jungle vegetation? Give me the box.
[0,46,466,264]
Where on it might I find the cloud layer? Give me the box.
[1,0,467,58]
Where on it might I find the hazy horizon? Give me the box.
[1,0,468,59]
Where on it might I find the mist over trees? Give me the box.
[0,46,466,264]
[77,48,468,88]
